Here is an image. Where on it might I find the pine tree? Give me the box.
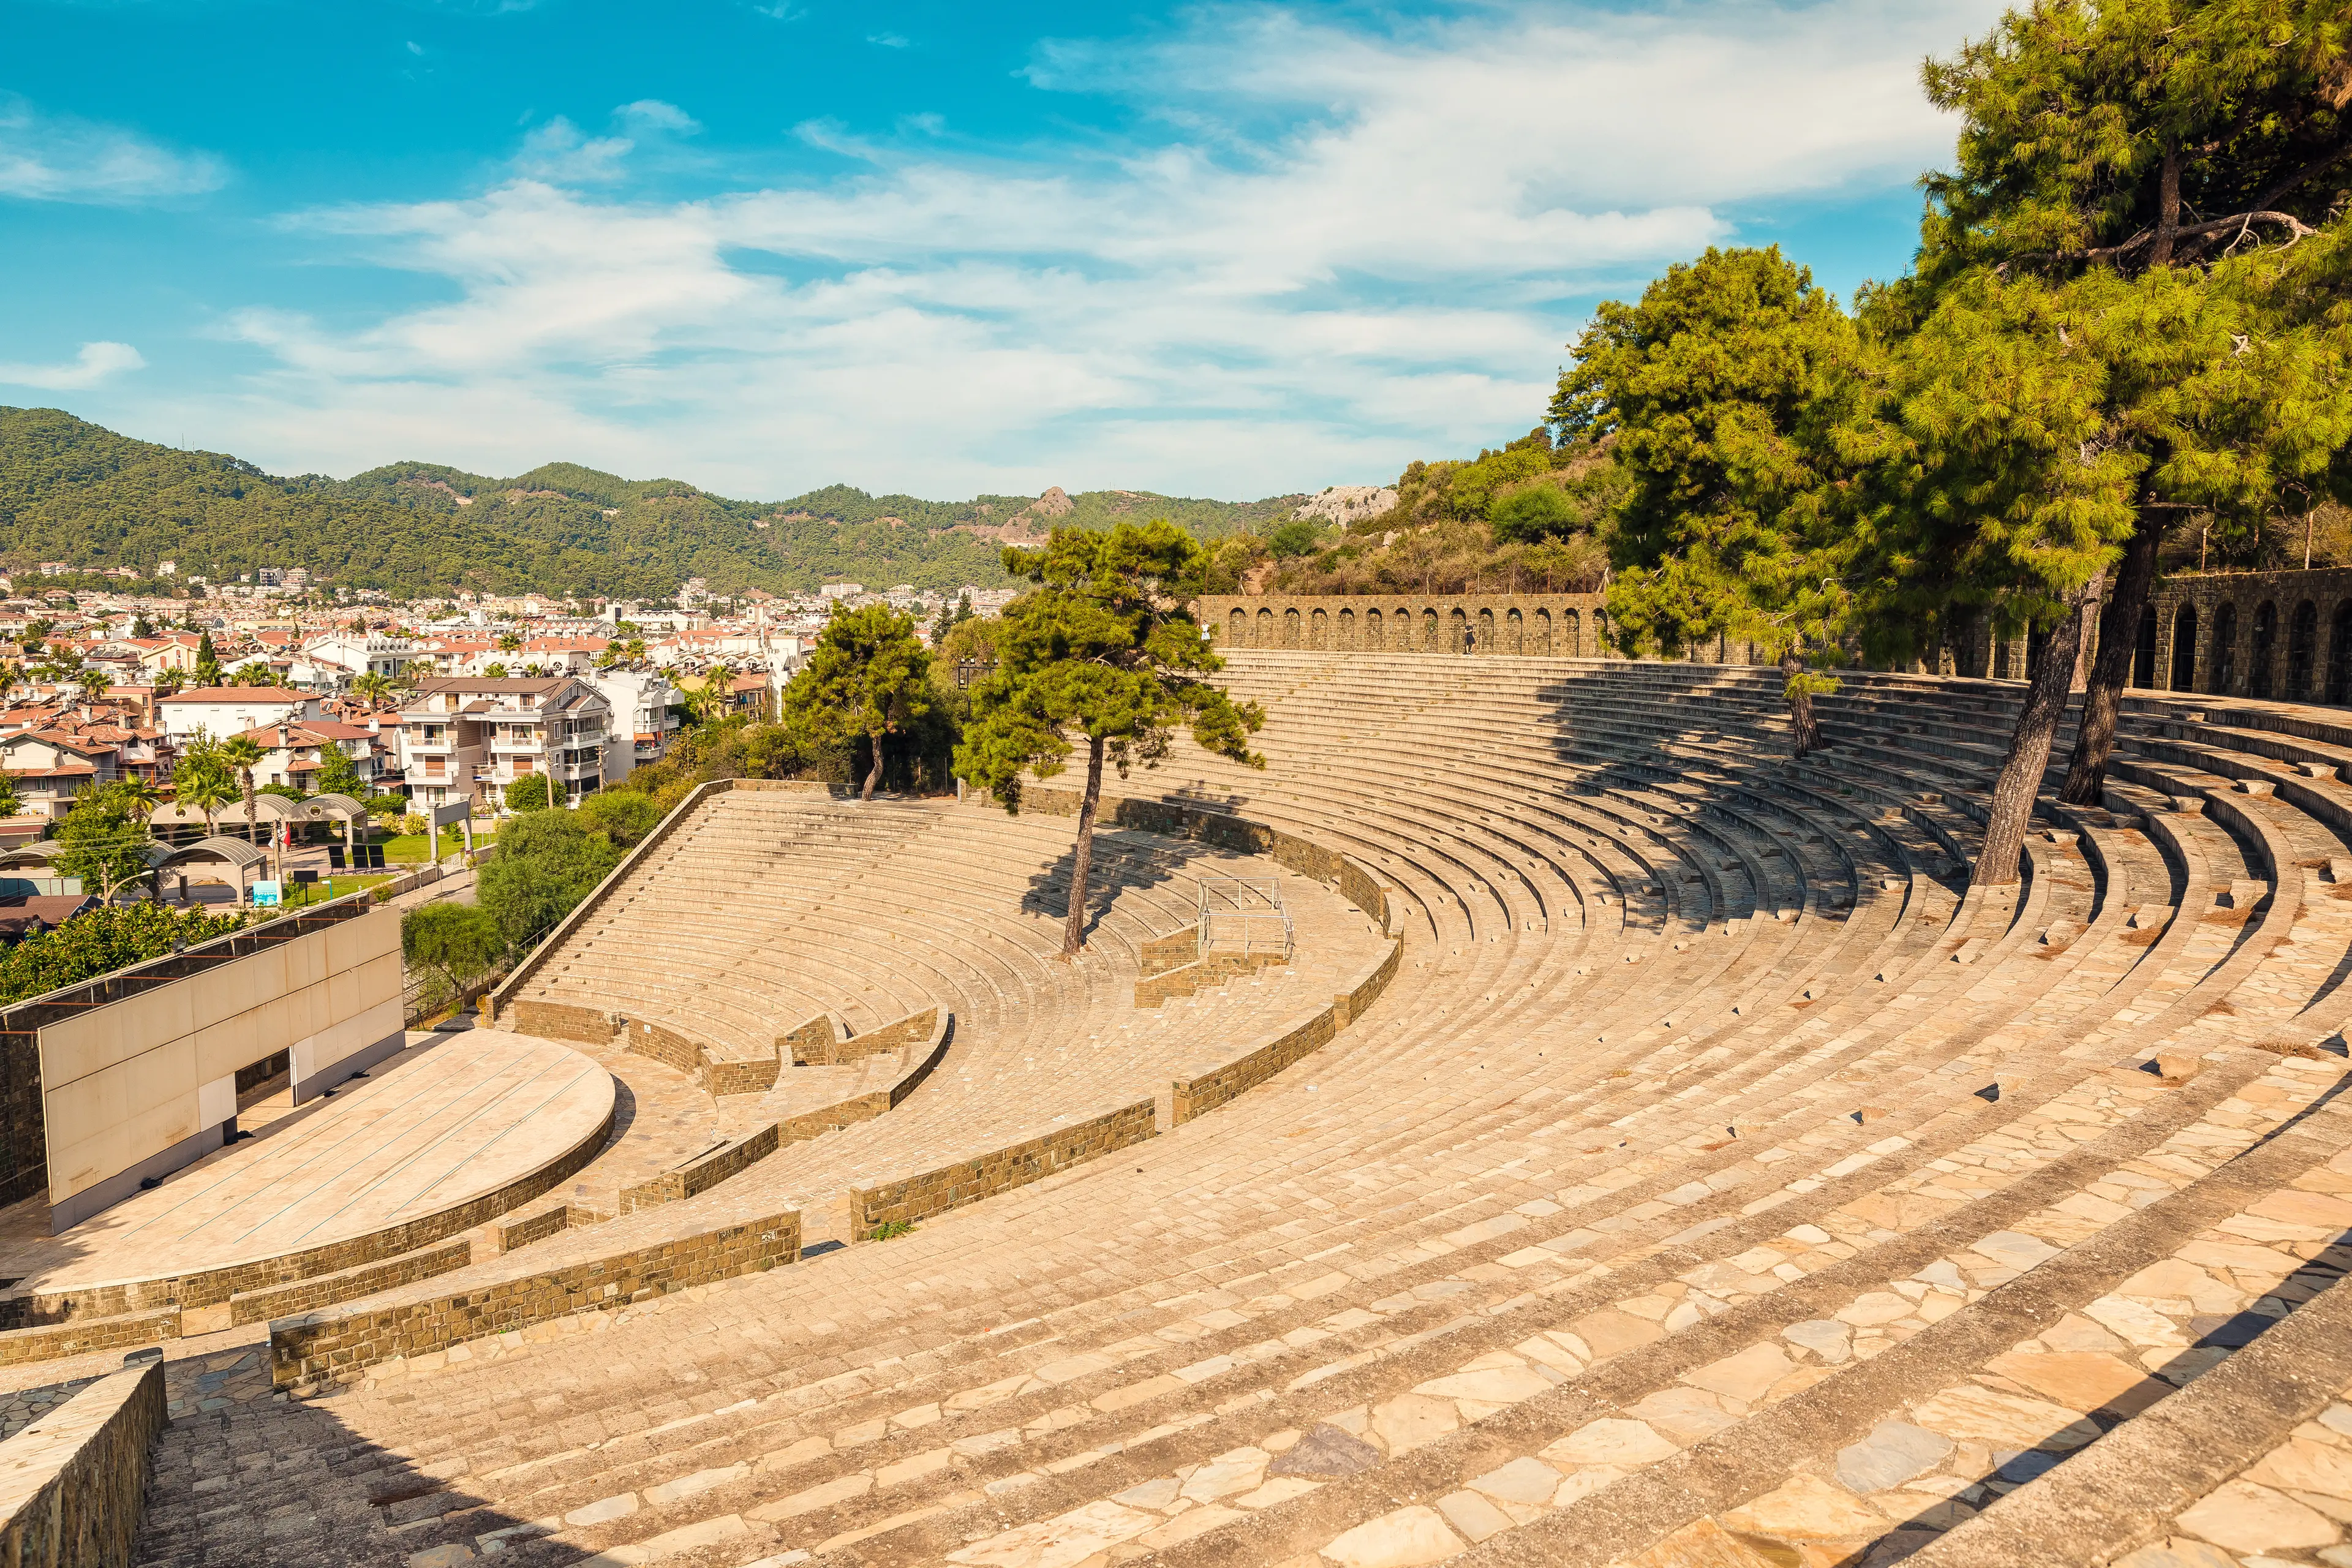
[957,523,1264,957]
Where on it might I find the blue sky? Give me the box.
[1,0,2003,500]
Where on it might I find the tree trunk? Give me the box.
[862,731,883,802]
[1977,573,2103,887]
[2059,496,2164,805]
[243,778,257,844]
[1061,735,1106,959]
[1780,649,1822,758]
[2149,143,2183,267]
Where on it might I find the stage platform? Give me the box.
[0,1033,614,1307]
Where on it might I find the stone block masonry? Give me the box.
[621,1012,953,1215]
[1133,949,1287,1007]
[0,1357,164,1567]
[0,1308,177,1368]
[228,1238,473,1327]
[1137,925,1200,978]
[270,1210,801,1393]
[850,1100,1159,1236]
[510,999,616,1044]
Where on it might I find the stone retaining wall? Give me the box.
[497,1205,591,1254]
[0,1358,164,1567]
[850,1100,1158,1236]
[624,1012,954,1215]
[1137,926,1200,978]
[509,1000,615,1044]
[1133,950,1287,1007]
[271,1210,801,1393]
[620,1017,705,1076]
[0,1309,177,1368]
[228,1240,473,1327]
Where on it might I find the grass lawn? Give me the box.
[285,874,394,907]
[372,819,500,864]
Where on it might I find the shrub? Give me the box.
[503,774,554,813]
[578,790,662,848]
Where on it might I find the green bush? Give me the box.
[578,790,662,848]
[477,809,621,944]
[0,904,247,1006]
[503,774,554,813]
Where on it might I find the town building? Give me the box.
[398,676,611,812]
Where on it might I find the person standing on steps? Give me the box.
[1461,625,1476,657]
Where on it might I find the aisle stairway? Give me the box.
[117,653,2352,1568]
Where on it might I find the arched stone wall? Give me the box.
[1201,593,1677,661]
[2147,569,2352,703]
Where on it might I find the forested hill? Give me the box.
[0,407,1304,598]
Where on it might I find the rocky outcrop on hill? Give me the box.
[1295,485,1398,527]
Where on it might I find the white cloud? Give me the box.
[0,341,146,390]
[0,94,224,204]
[514,118,636,183]
[200,0,1998,497]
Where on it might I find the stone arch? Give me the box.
[1422,608,1439,650]
[1562,608,1580,657]
[2171,604,2197,692]
[1533,608,1551,655]
[1365,607,1382,649]
[1228,607,1247,647]
[1310,607,1329,649]
[2289,600,2318,701]
[1506,607,1524,654]
[2133,603,2158,688]
[1476,607,1495,653]
[1450,606,1469,653]
[2212,601,2238,693]
[1338,607,1355,650]
[2332,603,2352,705]
[2251,600,2277,698]
[1282,606,1301,649]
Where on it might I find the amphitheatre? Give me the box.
[10,580,2352,1568]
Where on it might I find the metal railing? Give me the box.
[1197,875,1293,962]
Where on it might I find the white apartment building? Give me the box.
[398,677,611,812]
[301,632,417,688]
[586,668,682,782]
[157,687,322,742]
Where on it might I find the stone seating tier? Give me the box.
[114,652,2352,1568]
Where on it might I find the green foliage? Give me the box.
[0,410,1306,598]
[1917,0,2348,287]
[0,775,19,818]
[401,901,507,1001]
[1487,484,1580,544]
[51,782,154,903]
[576,789,662,848]
[957,522,1265,813]
[257,783,306,804]
[475,809,621,944]
[1267,520,1325,559]
[781,603,935,799]
[869,1219,918,1241]
[0,902,247,1006]
[502,773,554,813]
[312,744,369,801]
[1553,246,1887,668]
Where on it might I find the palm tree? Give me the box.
[114,775,163,822]
[351,671,396,708]
[497,632,522,654]
[219,736,266,844]
[180,768,238,839]
[75,668,110,706]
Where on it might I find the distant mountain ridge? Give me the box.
[0,407,1307,600]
